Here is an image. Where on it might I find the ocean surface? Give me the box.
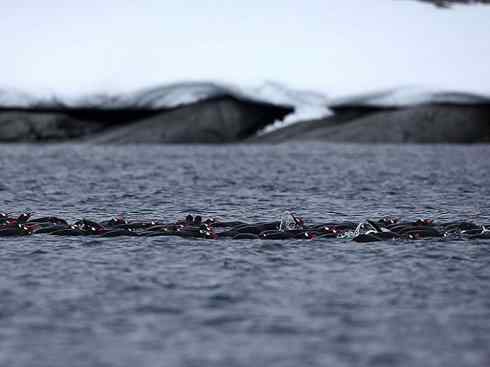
[0,143,489,367]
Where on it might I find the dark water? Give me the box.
[0,143,489,367]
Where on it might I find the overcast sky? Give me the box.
[2,0,489,98]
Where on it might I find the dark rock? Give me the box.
[0,97,291,143]
[0,111,104,142]
[87,97,291,144]
[252,104,490,143]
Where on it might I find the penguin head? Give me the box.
[17,212,32,223]
[113,216,127,225]
[194,216,202,225]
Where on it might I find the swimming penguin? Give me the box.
[444,222,481,233]
[0,224,32,236]
[403,228,444,239]
[193,216,202,225]
[312,222,357,233]
[16,212,32,223]
[468,226,490,239]
[0,212,9,222]
[259,230,293,240]
[75,219,105,234]
[176,224,217,239]
[460,225,487,236]
[378,217,400,226]
[100,216,127,227]
[313,226,339,238]
[366,220,397,239]
[50,225,87,236]
[28,216,68,225]
[181,215,193,225]
[219,225,264,237]
[33,224,70,234]
[350,220,397,242]
[125,221,158,230]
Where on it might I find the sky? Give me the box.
[2,0,490,98]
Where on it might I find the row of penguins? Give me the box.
[1,211,489,242]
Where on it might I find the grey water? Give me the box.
[0,143,489,367]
